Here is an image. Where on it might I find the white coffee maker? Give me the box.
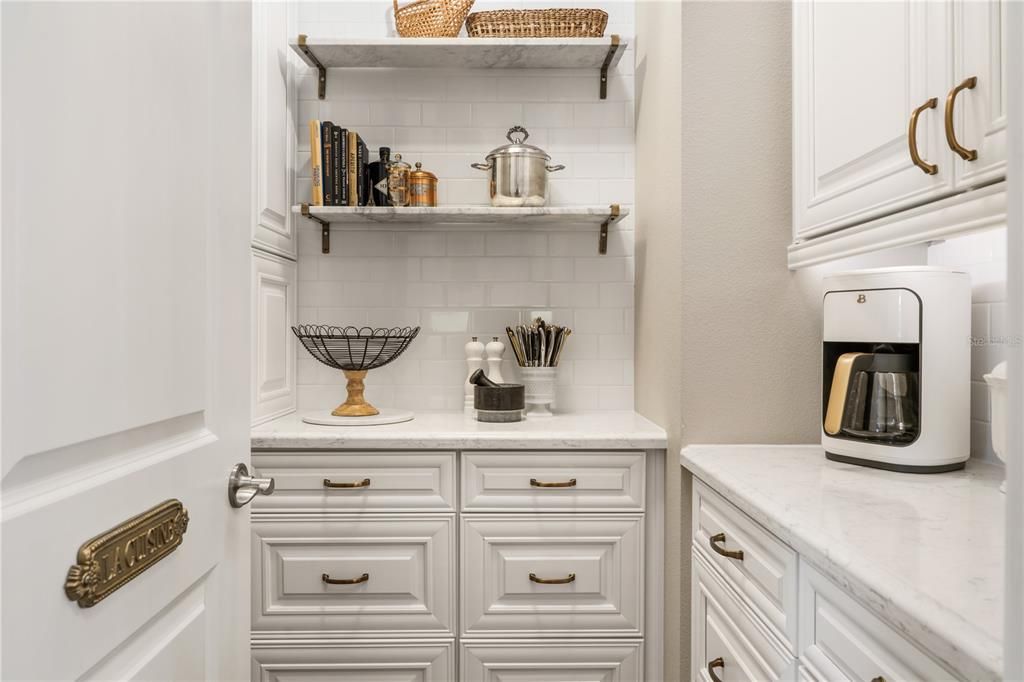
[821,267,970,472]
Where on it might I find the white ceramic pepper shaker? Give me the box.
[464,336,485,415]
[485,336,505,383]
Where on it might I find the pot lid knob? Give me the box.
[506,125,529,144]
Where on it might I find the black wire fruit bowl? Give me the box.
[292,325,420,418]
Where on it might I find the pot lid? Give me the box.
[410,161,436,180]
[485,126,551,160]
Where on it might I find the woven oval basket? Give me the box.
[465,8,608,38]
[394,0,475,38]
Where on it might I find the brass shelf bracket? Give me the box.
[599,35,621,100]
[300,203,331,254]
[599,204,621,255]
[297,34,327,100]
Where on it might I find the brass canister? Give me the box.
[409,161,438,207]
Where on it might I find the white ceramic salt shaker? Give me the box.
[485,336,505,383]
[464,336,485,415]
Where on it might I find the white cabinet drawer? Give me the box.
[693,550,796,682]
[461,451,645,511]
[461,515,643,637]
[251,452,455,512]
[251,516,454,636]
[461,641,643,681]
[252,643,454,681]
[693,478,798,651]
[798,559,959,682]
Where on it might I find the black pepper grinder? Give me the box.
[368,146,392,207]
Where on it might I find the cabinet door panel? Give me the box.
[461,515,643,637]
[252,517,454,636]
[691,551,795,682]
[794,0,953,239]
[252,250,296,424]
[952,0,1008,187]
[461,641,643,682]
[252,644,454,681]
[252,1,296,257]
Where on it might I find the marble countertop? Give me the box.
[680,444,1004,681]
[252,411,667,450]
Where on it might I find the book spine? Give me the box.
[332,126,343,206]
[357,137,369,207]
[321,121,334,206]
[338,129,349,207]
[308,120,323,206]
[347,131,358,207]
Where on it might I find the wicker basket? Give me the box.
[465,8,608,38]
[394,0,475,37]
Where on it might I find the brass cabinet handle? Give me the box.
[529,572,576,584]
[530,477,577,488]
[323,478,371,488]
[871,677,885,682]
[908,97,939,175]
[945,76,978,161]
[707,657,725,682]
[709,532,744,561]
[322,572,369,585]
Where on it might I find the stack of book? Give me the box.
[308,120,369,206]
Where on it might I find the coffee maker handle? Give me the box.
[824,352,866,435]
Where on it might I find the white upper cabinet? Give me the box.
[951,0,1008,188]
[793,1,953,241]
[791,0,1008,265]
[252,1,296,258]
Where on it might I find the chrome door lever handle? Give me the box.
[228,463,275,508]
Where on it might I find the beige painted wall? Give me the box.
[638,2,814,679]
[635,0,684,678]
[636,4,929,679]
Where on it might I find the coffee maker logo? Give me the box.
[857,294,866,303]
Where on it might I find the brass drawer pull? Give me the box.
[323,478,371,488]
[322,572,369,585]
[708,657,725,682]
[945,76,978,161]
[709,532,744,561]
[908,97,939,175]
[529,572,576,584]
[530,477,577,488]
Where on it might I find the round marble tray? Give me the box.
[302,409,414,427]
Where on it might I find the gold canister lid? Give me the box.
[410,161,437,180]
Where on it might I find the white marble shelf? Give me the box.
[252,410,667,451]
[293,204,628,225]
[680,444,1005,682]
[290,36,627,71]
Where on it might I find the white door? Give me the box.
[2,3,253,680]
[950,0,1009,188]
[793,0,953,240]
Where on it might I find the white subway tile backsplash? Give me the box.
[550,282,600,308]
[446,76,498,102]
[422,102,473,128]
[486,232,548,256]
[369,101,421,126]
[573,102,626,128]
[294,2,636,411]
[488,282,549,307]
[446,232,485,256]
[473,102,524,128]
[523,103,575,128]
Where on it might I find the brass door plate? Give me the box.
[64,499,189,608]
